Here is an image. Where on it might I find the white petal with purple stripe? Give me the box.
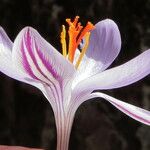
[74,92,150,126]
[90,92,150,125]
[73,49,150,94]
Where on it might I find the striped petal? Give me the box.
[74,49,150,93]
[86,19,121,71]
[0,27,48,93]
[12,27,75,104]
[88,92,150,126]
[12,27,75,83]
[77,19,121,73]
[73,19,121,86]
[71,92,150,126]
[0,27,32,83]
[0,27,14,77]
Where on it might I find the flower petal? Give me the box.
[73,19,121,86]
[0,27,12,49]
[75,49,150,92]
[70,91,150,125]
[0,27,32,81]
[0,27,14,76]
[0,27,43,88]
[88,19,121,63]
[78,19,121,72]
[12,27,75,83]
[86,19,121,70]
[0,27,48,97]
[12,27,75,105]
[88,92,150,126]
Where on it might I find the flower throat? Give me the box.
[60,16,95,69]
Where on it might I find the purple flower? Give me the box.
[0,17,150,150]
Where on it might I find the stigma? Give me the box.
[60,16,95,69]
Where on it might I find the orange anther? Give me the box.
[73,16,79,26]
[60,16,95,68]
[76,22,95,46]
[66,19,72,26]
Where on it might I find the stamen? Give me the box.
[66,19,79,62]
[75,32,90,69]
[76,23,83,31]
[60,25,67,57]
[66,19,72,26]
[73,16,79,26]
[76,22,95,46]
[60,16,95,68]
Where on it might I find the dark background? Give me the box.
[0,0,150,150]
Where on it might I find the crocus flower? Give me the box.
[0,16,150,150]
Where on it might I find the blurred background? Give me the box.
[0,0,150,149]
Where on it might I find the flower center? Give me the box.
[60,16,95,69]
